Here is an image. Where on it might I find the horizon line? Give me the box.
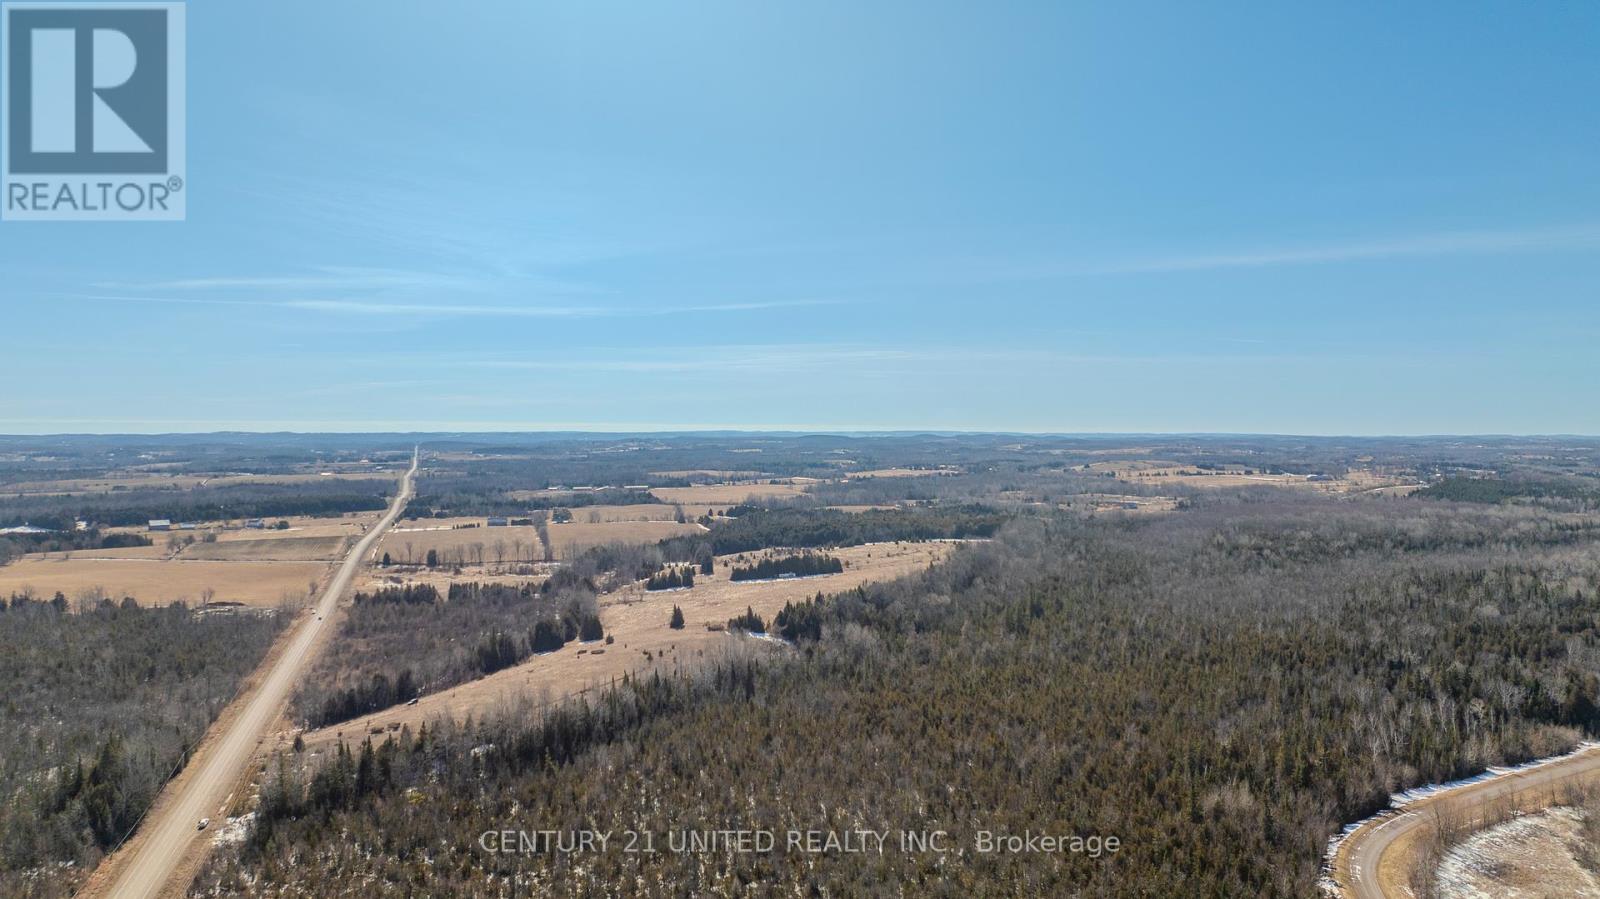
[0,427,1595,441]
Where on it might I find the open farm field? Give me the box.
[844,467,960,478]
[0,557,331,607]
[380,521,544,566]
[561,503,683,522]
[544,519,705,558]
[178,535,348,562]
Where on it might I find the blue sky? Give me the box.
[4,1,1599,434]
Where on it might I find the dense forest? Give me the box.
[403,487,659,519]
[1416,474,1600,508]
[195,497,1600,897]
[0,598,283,899]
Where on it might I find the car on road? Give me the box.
[197,818,209,831]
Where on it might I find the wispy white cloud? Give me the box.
[103,267,490,293]
[65,293,837,320]
[285,299,610,318]
[95,264,607,300]
[464,344,934,374]
[1092,224,1600,274]
[930,223,1600,286]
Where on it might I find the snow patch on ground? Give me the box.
[1319,742,1600,896]
[211,812,255,848]
[1435,806,1600,898]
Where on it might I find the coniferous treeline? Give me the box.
[730,551,843,581]
[354,583,441,605]
[313,670,421,727]
[645,566,695,591]
[198,500,1600,897]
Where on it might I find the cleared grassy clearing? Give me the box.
[295,540,954,751]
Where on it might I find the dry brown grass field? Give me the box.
[0,557,330,607]
[561,503,682,523]
[19,534,349,563]
[545,519,705,559]
[178,536,348,562]
[379,520,544,566]
[294,540,955,751]
[4,473,213,495]
[649,483,809,505]
[575,501,749,520]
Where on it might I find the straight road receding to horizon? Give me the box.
[90,450,419,899]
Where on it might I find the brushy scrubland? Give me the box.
[194,499,1600,897]
[0,598,283,899]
